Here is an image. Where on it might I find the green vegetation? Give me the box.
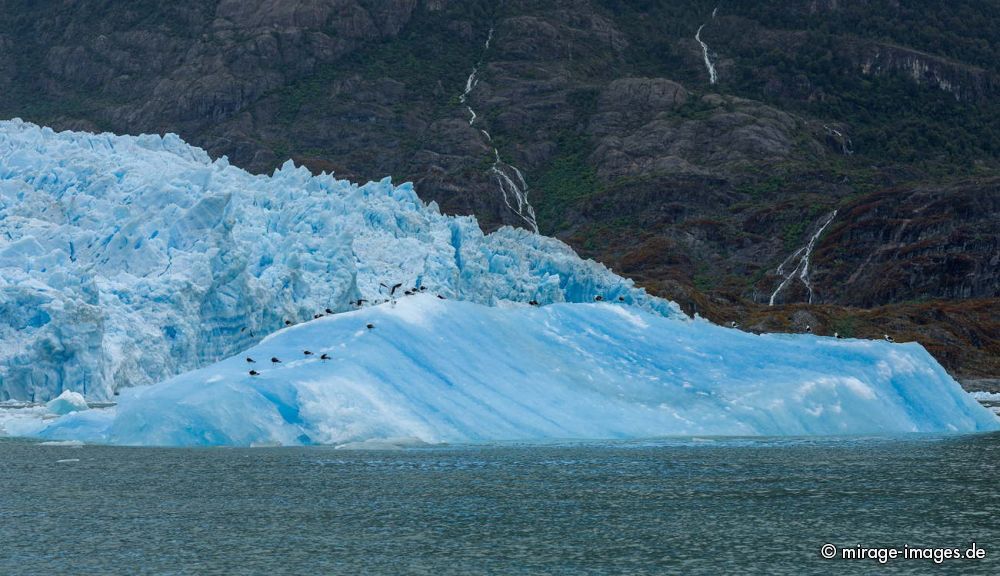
[737,175,786,200]
[532,133,604,234]
[830,316,858,339]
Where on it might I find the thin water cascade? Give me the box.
[769,209,838,305]
[459,27,539,233]
[823,125,854,155]
[696,7,720,84]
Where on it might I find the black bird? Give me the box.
[595,295,604,301]
[835,332,843,339]
[618,296,625,302]
[246,357,256,363]
[304,350,313,356]
[404,290,413,296]
[437,294,445,300]
[313,314,324,319]
[325,308,334,314]
[249,370,260,376]
[271,357,281,364]
[419,286,427,291]
[380,282,403,296]
[366,323,375,330]
[529,300,539,306]
[284,320,292,326]
[884,334,895,343]
[320,353,331,360]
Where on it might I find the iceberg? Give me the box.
[20,295,999,446]
[45,389,89,415]
[0,119,675,401]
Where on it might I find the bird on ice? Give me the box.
[380,282,403,296]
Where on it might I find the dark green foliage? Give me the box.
[533,132,603,233]
[730,1,1000,72]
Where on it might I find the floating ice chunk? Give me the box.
[38,440,85,447]
[46,390,89,415]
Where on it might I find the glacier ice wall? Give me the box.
[16,295,998,446]
[0,120,678,401]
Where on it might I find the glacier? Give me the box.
[0,119,675,402]
[10,294,998,446]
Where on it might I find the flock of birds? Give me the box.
[728,321,896,342]
[243,287,629,377]
[242,285,898,378]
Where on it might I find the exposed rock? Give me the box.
[812,178,1000,306]
[850,41,1000,103]
[590,93,812,180]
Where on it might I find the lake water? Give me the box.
[1,434,998,575]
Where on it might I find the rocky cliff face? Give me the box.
[813,179,1000,306]
[851,42,999,103]
[1,0,997,377]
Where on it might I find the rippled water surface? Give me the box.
[1,434,998,575]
